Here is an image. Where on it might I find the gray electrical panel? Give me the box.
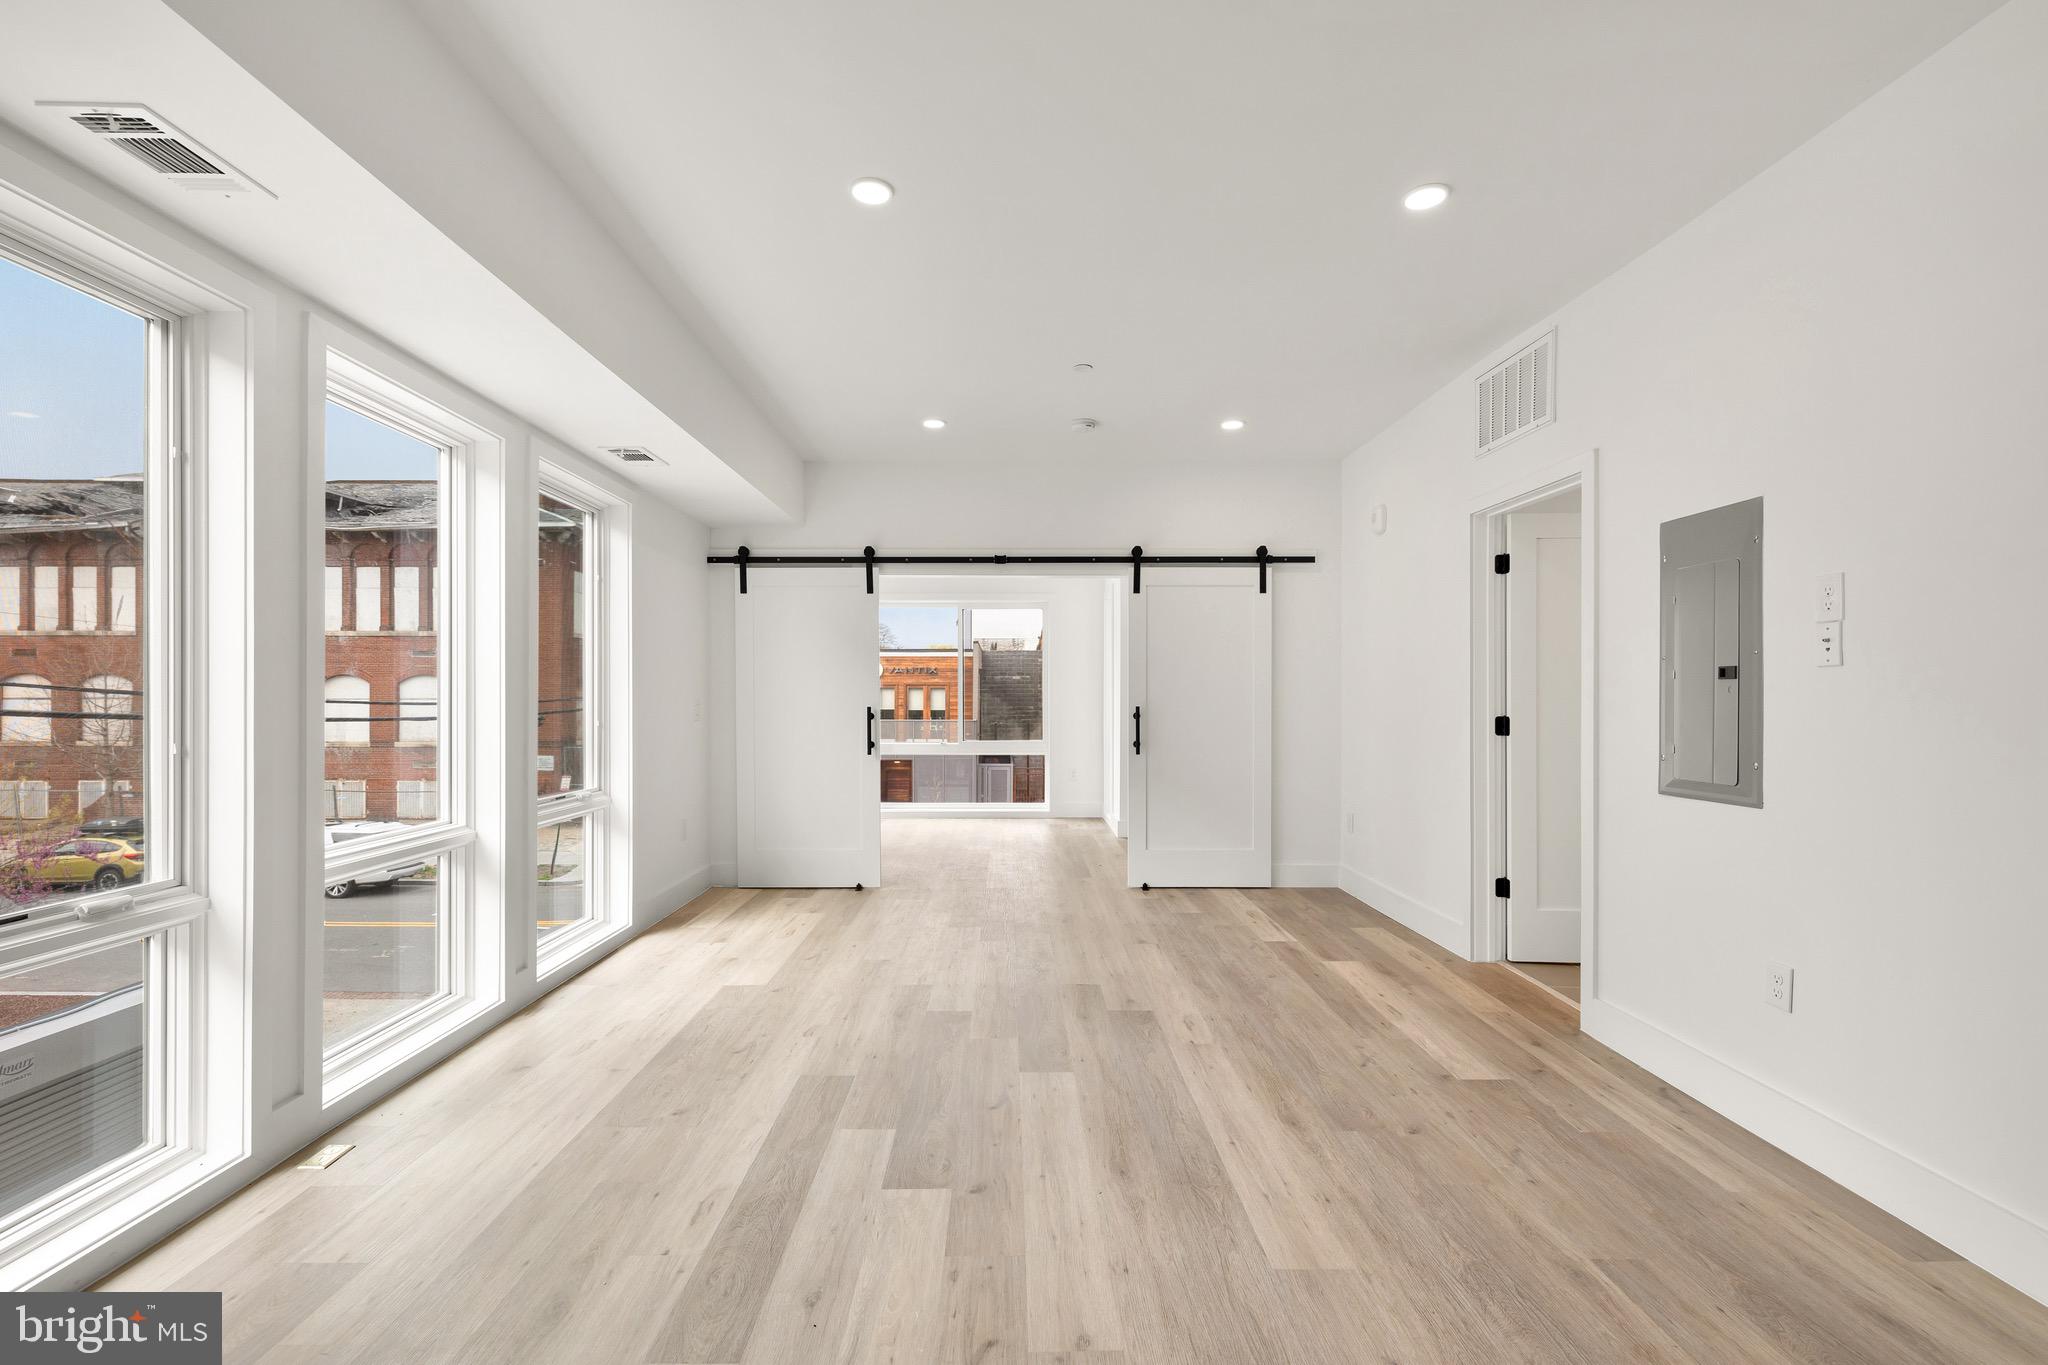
[1659,497,1762,807]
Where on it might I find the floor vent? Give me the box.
[603,446,666,465]
[42,103,270,197]
[1476,329,1556,456]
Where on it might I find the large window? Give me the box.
[320,389,456,1056]
[0,241,183,1241]
[877,604,1047,804]
[536,482,605,952]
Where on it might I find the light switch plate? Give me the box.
[1816,621,1841,667]
[1816,572,1843,621]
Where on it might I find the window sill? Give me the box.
[0,1143,221,1292]
[537,913,628,981]
[322,990,492,1109]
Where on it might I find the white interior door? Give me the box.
[1128,567,1272,887]
[1506,512,1581,961]
[736,569,880,887]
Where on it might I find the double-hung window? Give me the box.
[0,237,197,1255]
[535,479,608,960]
[318,377,469,1074]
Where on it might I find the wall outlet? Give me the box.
[1766,962,1794,1012]
[1816,571,1843,621]
[1816,621,1841,667]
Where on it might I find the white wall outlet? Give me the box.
[1766,962,1794,1012]
[1816,620,1841,667]
[1816,571,1843,621]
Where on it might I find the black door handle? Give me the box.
[1132,705,1142,756]
[867,706,877,754]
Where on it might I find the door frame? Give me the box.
[1468,450,1599,1000]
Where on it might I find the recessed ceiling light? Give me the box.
[850,177,895,206]
[921,417,946,430]
[1219,419,1246,432]
[1403,183,1451,212]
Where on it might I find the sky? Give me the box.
[0,253,144,478]
[1,252,420,481]
[881,606,1043,649]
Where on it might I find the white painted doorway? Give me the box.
[1505,503,1582,962]
[1127,567,1272,887]
[735,568,881,887]
[1469,455,1598,1010]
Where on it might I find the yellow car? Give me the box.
[6,837,147,892]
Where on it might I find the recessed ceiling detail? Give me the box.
[850,177,894,206]
[1403,183,1451,211]
[391,1,2001,468]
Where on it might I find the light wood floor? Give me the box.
[1508,959,1581,1004]
[105,820,2048,1363]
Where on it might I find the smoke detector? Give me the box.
[602,446,666,465]
[1070,418,1100,433]
[41,102,271,197]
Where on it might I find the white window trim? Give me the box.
[318,355,494,1090]
[534,464,623,976]
[0,215,216,1289]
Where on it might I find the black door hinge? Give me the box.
[1493,715,1510,737]
[1494,876,1510,899]
[1494,552,1510,574]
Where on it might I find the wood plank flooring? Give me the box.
[103,820,2048,1363]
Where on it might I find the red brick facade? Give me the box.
[1,479,583,832]
[0,481,146,826]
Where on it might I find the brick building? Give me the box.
[877,639,1044,803]
[1,477,583,831]
[0,478,146,828]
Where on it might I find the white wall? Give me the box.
[1339,0,2048,1301]
[709,459,1340,882]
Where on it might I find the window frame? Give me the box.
[317,357,482,1089]
[0,225,206,1271]
[877,598,1051,757]
[533,466,615,971]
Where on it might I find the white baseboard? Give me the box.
[1274,862,1337,887]
[1048,801,1103,819]
[1335,864,1467,955]
[1583,998,2048,1308]
[639,864,716,925]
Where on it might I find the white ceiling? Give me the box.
[416,0,1997,466]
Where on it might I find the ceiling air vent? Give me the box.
[1476,329,1556,456]
[41,103,270,197]
[603,446,666,465]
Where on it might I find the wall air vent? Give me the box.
[603,446,666,465]
[1476,329,1556,456]
[40,103,271,197]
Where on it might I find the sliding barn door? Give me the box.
[1128,567,1272,887]
[736,569,880,887]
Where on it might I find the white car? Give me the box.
[322,822,430,899]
